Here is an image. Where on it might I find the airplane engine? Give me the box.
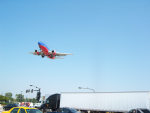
[35,50,40,55]
[48,50,56,59]
[52,50,56,56]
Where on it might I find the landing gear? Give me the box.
[52,50,54,53]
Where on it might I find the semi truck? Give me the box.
[40,91,150,113]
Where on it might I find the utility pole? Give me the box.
[29,85,41,102]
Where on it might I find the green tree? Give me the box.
[16,94,24,102]
[5,92,13,103]
[0,95,9,104]
[5,92,12,99]
[31,98,37,103]
[24,98,37,103]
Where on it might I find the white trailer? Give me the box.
[60,91,150,112]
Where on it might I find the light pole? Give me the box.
[20,91,23,102]
[78,87,95,92]
[30,84,41,93]
[30,85,40,90]
[30,85,41,102]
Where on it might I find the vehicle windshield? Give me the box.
[26,109,42,113]
[141,109,150,113]
[69,108,78,113]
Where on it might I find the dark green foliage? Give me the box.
[0,95,9,104]
[15,94,25,102]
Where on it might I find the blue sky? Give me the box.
[0,0,150,98]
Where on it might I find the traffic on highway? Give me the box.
[1,92,150,113]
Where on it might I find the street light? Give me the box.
[30,85,40,89]
[78,87,95,92]
[30,85,41,102]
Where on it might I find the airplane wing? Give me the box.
[48,51,72,56]
[29,51,43,55]
[55,57,64,59]
[55,52,72,56]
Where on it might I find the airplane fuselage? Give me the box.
[38,42,55,59]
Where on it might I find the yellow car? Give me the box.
[2,107,42,113]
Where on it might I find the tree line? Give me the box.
[0,92,37,105]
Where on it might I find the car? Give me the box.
[128,109,150,113]
[47,108,80,113]
[57,108,80,113]
[2,107,42,113]
[3,104,18,111]
[33,103,42,108]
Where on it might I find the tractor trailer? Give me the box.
[40,91,150,113]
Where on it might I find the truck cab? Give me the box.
[39,94,60,112]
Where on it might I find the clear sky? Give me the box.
[0,0,150,98]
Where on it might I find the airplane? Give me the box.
[30,42,72,59]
